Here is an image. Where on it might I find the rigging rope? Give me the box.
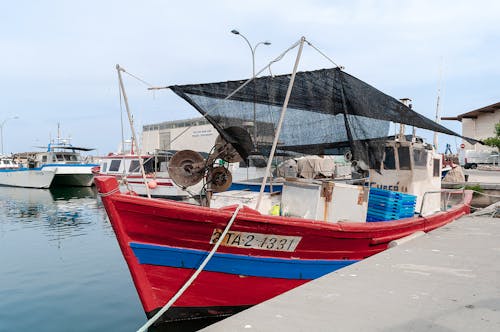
[167,38,303,146]
[136,203,243,332]
[121,68,155,88]
[144,37,345,147]
[305,40,344,69]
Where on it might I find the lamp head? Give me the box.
[231,29,240,35]
[264,41,271,46]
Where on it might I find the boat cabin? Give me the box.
[368,139,441,215]
[0,157,20,170]
[99,154,170,176]
[33,150,83,166]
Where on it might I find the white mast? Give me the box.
[116,64,151,198]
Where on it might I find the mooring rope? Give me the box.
[97,187,121,197]
[136,203,244,332]
[469,189,500,198]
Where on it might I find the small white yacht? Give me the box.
[18,137,98,187]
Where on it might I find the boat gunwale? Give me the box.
[103,177,472,234]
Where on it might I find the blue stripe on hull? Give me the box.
[41,163,98,168]
[228,182,283,193]
[130,242,358,280]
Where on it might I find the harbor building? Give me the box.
[442,101,500,151]
[141,117,217,154]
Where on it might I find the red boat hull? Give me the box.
[95,176,471,327]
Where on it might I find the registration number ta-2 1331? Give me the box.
[210,229,301,252]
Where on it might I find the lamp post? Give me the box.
[0,116,19,155]
[231,29,271,148]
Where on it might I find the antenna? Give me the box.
[434,58,443,150]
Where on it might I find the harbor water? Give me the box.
[0,186,146,331]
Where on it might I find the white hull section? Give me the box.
[41,165,95,187]
[119,176,202,198]
[0,169,55,188]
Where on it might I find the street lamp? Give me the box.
[231,29,271,149]
[1,116,19,155]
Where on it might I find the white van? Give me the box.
[458,149,499,169]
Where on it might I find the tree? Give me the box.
[483,121,500,150]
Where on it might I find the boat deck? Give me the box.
[202,210,500,331]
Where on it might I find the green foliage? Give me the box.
[464,184,483,197]
[483,137,500,150]
[483,121,500,150]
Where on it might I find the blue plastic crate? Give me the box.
[367,188,417,222]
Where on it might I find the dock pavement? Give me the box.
[203,208,500,331]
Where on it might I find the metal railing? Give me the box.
[418,188,466,217]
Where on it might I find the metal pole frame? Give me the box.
[255,37,306,211]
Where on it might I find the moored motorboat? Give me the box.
[15,136,98,187]
[96,151,202,199]
[0,168,55,189]
[0,157,55,188]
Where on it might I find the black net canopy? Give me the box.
[169,67,476,166]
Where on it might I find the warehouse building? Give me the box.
[141,117,217,154]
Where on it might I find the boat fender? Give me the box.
[388,231,425,248]
[147,180,158,189]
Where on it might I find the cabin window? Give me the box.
[398,147,411,170]
[129,160,140,173]
[143,159,155,173]
[109,160,121,172]
[101,162,107,173]
[42,156,47,163]
[383,147,396,170]
[159,161,168,172]
[56,154,64,161]
[413,148,427,167]
[433,159,440,177]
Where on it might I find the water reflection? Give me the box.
[0,186,145,331]
[0,186,109,241]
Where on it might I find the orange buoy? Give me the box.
[147,180,158,189]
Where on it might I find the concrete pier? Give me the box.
[203,213,500,331]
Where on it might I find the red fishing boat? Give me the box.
[97,175,471,328]
[99,39,480,330]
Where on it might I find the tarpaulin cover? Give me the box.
[169,67,476,165]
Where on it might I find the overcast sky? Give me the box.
[0,0,498,155]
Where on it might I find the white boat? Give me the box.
[0,156,55,188]
[96,152,202,199]
[17,137,99,187]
